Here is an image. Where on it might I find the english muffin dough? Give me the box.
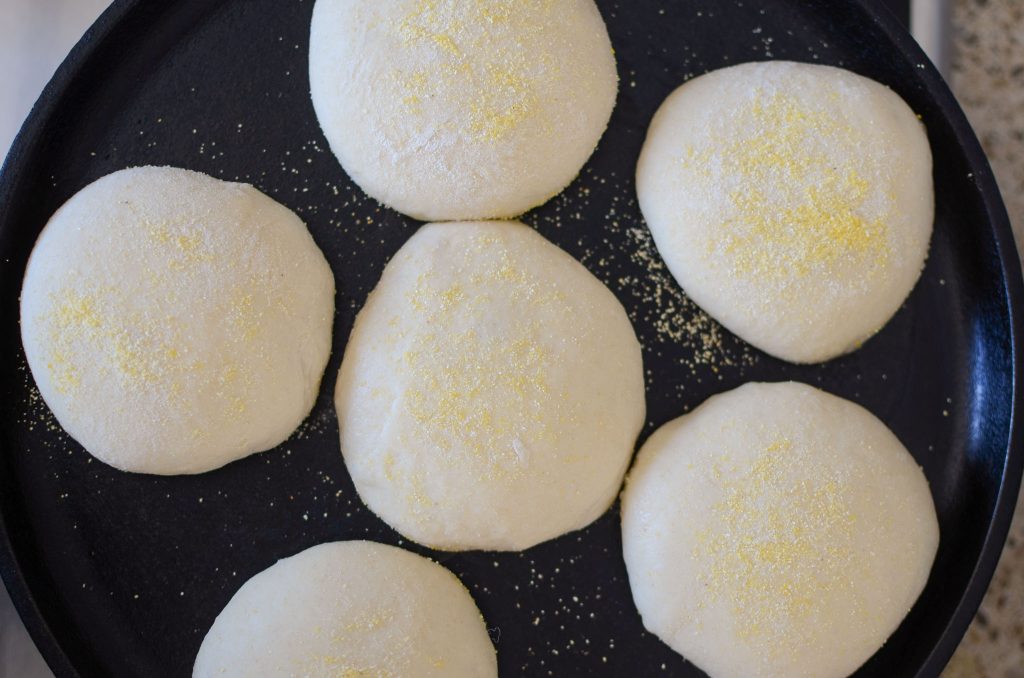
[621,381,939,678]
[20,166,335,474]
[335,221,645,551]
[636,61,933,363]
[309,0,618,221]
[194,541,497,678]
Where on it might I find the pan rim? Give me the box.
[0,3,147,675]
[853,0,1024,675]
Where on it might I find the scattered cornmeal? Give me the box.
[621,381,939,678]
[308,0,618,221]
[193,541,496,677]
[636,61,934,363]
[335,220,645,551]
[19,166,335,474]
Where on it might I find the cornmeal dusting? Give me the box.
[694,436,859,648]
[303,660,396,678]
[394,233,578,484]
[300,608,402,677]
[393,0,556,142]
[38,215,279,425]
[547,171,759,384]
[45,289,187,394]
[689,91,892,280]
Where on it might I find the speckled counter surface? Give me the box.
[945,1,1024,676]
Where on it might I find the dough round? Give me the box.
[20,166,335,475]
[194,541,497,677]
[621,381,939,678]
[636,61,933,363]
[336,221,645,551]
[309,0,617,221]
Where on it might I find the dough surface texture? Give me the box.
[636,61,933,363]
[621,381,939,678]
[193,540,497,678]
[335,220,645,551]
[309,0,618,221]
[20,166,335,474]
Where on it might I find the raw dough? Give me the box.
[621,381,939,678]
[193,541,497,677]
[636,61,933,363]
[335,220,645,551]
[309,0,618,221]
[20,166,335,474]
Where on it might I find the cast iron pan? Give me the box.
[0,0,1020,676]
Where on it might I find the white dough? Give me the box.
[309,0,618,221]
[193,541,497,678]
[621,382,939,678]
[636,61,934,363]
[20,166,335,475]
[335,221,645,551]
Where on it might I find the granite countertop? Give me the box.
[944,1,1024,676]
[0,1,1022,676]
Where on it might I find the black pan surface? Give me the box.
[1,1,1021,676]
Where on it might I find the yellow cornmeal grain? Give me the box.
[46,294,195,395]
[44,291,117,393]
[392,0,556,142]
[382,452,397,482]
[694,436,859,650]
[303,659,397,678]
[407,474,435,511]
[53,290,102,330]
[402,323,552,469]
[45,349,80,395]
[613,220,756,377]
[340,610,395,634]
[337,668,382,678]
[469,63,540,142]
[300,609,404,676]
[45,291,101,393]
[39,219,279,421]
[687,91,891,280]
[148,222,214,270]
[227,289,269,343]
[394,69,430,113]
[391,233,580,495]
[110,328,161,384]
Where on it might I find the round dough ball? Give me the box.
[636,61,933,363]
[336,221,645,551]
[193,541,497,677]
[621,381,939,678]
[20,166,335,475]
[309,0,617,221]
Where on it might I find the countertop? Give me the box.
[0,1,1021,676]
